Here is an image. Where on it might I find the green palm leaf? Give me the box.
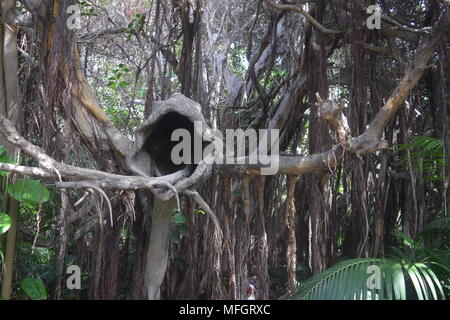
[294,258,446,300]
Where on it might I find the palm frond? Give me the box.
[396,136,444,182]
[418,217,450,241]
[294,258,446,300]
[393,230,421,250]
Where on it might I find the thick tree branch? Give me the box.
[219,5,449,175]
[360,42,407,66]
[1,6,448,184]
[183,189,223,239]
[215,147,344,176]
[264,0,341,35]
[315,93,351,145]
[350,5,450,155]
[0,113,180,204]
[381,15,431,34]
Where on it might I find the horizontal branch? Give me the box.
[0,163,53,178]
[363,5,450,140]
[1,6,448,186]
[76,27,129,42]
[347,5,449,157]
[264,0,341,35]
[0,113,180,201]
[359,42,406,66]
[215,147,345,176]
[381,15,431,34]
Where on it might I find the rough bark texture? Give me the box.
[285,175,298,293]
[0,0,21,299]
[0,0,449,301]
[145,198,176,300]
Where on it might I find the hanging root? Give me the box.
[56,183,114,227]
[183,189,223,239]
[89,185,114,228]
[56,178,182,227]
[147,179,182,212]
[74,191,90,207]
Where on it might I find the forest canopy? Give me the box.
[0,0,449,301]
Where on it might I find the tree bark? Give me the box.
[144,197,176,300]
[0,0,21,300]
[285,175,298,293]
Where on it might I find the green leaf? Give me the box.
[293,258,440,300]
[0,213,11,234]
[171,231,181,244]
[172,212,185,224]
[295,258,383,300]
[107,82,118,89]
[405,265,425,300]
[7,179,50,204]
[0,171,10,177]
[0,148,14,176]
[119,81,130,88]
[383,261,394,300]
[19,278,47,300]
[392,262,406,300]
[420,264,446,300]
[416,263,438,300]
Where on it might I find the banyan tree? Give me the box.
[0,0,449,300]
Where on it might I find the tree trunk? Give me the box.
[286,175,298,293]
[0,0,21,299]
[144,197,175,300]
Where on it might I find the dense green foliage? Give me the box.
[295,218,450,300]
[1,0,448,301]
